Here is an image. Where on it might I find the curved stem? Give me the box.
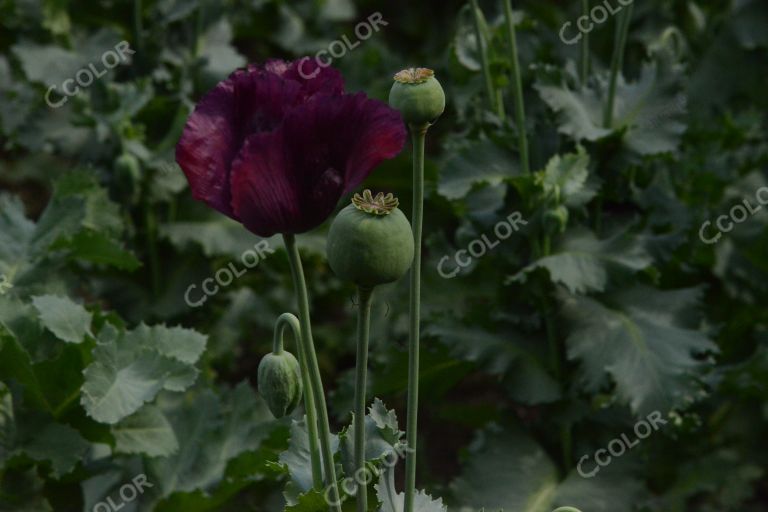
[282,234,341,512]
[404,124,427,512]
[354,287,374,512]
[273,313,323,490]
[580,0,590,85]
[503,0,530,174]
[603,3,633,128]
[469,0,501,118]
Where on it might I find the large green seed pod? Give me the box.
[388,68,445,126]
[257,350,302,418]
[327,190,414,288]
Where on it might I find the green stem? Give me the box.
[603,3,633,128]
[273,313,323,490]
[469,0,501,117]
[144,205,160,295]
[541,236,570,469]
[354,287,374,512]
[404,124,427,512]
[503,0,530,174]
[580,0,590,85]
[282,234,341,512]
[133,0,143,64]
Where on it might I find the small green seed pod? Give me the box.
[388,68,445,126]
[327,190,415,288]
[257,350,302,418]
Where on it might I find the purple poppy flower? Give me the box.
[176,58,407,237]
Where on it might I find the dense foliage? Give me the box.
[0,0,766,510]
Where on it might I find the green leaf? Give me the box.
[80,325,201,424]
[148,382,277,496]
[511,228,652,294]
[376,465,447,512]
[535,147,599,208]
[285,488,330,511]
[562,286,718,415]
[0,383,89,478]
[53,231,141,271]
[0,468,53,512]
[160,218,276,258]
[200,20,246,82]
[281,418,340,497]
[126,323,207,365]
[553,470,644,512]
[426,322,560,404]
[21,421,90,478]
[338,398,404,482]
[536,58,686,155]
[438,138,520,200]
[113,405,179,457]
[451,426,558,512]
[31,294,93,344]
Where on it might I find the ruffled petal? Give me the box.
[230,93,406,236]
[175,78,239,217]
[175,68,302,217]
[264,58,344,100]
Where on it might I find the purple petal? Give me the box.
[230,94,406,236]
[175,68,301,217]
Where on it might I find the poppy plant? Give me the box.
[176,58,407,512]
[176,58,407,237]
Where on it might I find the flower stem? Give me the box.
[354,286,374,512]
[273,313,323,490]
[580,0,590,85]
[282,234,341,512]
[144,205,160,295]
[541,236,571,469]
[603,3,633,128]
[503,0,530,175]
[133,0,143,54]
[404,124,427,512]
[469,0,502,118]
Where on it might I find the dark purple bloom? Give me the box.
[176,59,407,237]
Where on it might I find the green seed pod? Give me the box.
[257,350,302,418]
[388,68,445,126]
[327,190,414,288]
[543,205,569,234]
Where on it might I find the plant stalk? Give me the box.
[503,0,530,174]
[354,286,374,512]
[469,0,502,118]
[282,234,341,512]
[404,124,427,512]
[273,313,323,490]
[144,205,160,295]
[603,3,633,128]
[580,0,590,85]
[541,235,570,469]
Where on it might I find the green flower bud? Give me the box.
[543,205,569,234]
[327,190,414,288]
[114,153,141,204]
[388,68,445,126]
[257,350,302,418]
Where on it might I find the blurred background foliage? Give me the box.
[0,0,767,510]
